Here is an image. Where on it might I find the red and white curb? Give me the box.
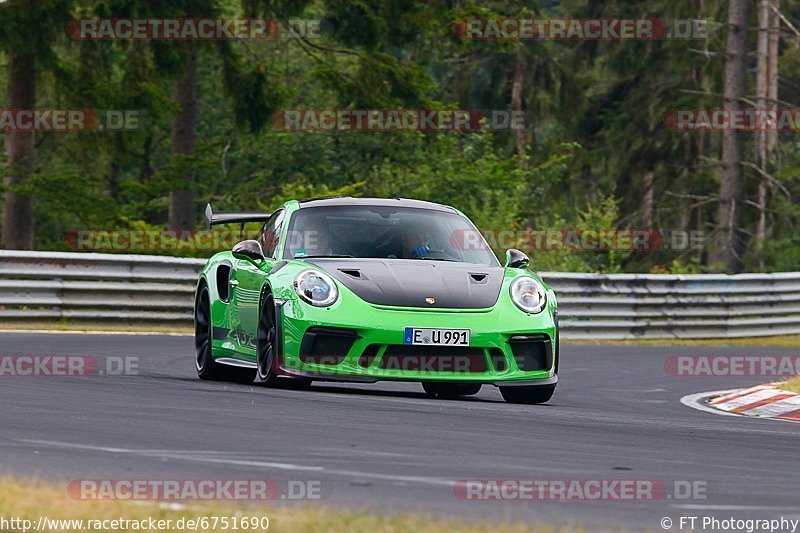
[681,383,800,422]
[708,383,800,421]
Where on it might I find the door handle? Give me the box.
[229,279,240,287]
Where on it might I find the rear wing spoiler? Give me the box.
[204,203,272,230]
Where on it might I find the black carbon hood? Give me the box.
[303,258,504,309]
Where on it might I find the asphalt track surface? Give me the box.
[0,332,798,531]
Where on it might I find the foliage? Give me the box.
[1,0,799,272]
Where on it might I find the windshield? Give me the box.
[282,205,499,267]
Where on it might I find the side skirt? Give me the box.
[214,357,258,369]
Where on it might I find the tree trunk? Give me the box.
[754,0,780,269]
[754,0,769,267]
[762,1,779,267]
[168,43,199,231]
[2,52,37,250]
[766,0,779,158]
[642,171,654,229]
[756,0,769,165]
[756,183,766,269]
[715,0,749,273]
[511,48,527,155]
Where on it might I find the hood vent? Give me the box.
[304,258,504,309]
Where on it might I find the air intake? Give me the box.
[339,269,363,279]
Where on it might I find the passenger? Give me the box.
[292,218,333,257]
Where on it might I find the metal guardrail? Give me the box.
[1,250,798,339]
[0,251,203,323]
[544,272,800,339]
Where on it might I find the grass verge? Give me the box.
[563,334,800,348]
[0,477,570,533]
[778,375,800,394]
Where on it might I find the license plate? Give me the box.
[404,327,471,346]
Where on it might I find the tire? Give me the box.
[257,291,311,390]
[422,382,481,398]
[499,385,555,404]
[195,284,224,381]
[195,284,255,384]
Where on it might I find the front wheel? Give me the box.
[422,382,481,398]
[499,385,555,404]
[257,292,311,390]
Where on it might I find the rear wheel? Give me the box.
[422,382,481,398]
[195,284,255,384]
[257,292,311,390]
[499,385,555,404]
[195,285,224,381]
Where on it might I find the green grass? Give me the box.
[779,376,800,394]
[563,334,800,348]
[0,477,572,533]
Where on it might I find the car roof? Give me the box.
[297,197,456,212]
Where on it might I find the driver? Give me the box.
[401,225,431,259]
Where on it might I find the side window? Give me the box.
[259,210,285,259]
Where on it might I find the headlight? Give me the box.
[294,270,338,307]
[509,276,547,314]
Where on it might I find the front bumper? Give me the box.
[275,297,558,386]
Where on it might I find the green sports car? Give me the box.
[194,197,558,404]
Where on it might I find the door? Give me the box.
[229,210,285,358]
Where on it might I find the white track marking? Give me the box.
[17,440,271,455]
[681,389,800,424]
[310,448,411,458]
[680,390,740,417]
[18,440,322,472]
[16,439,454,488]
[600,388,667,393]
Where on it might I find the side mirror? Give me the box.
[233,240,266,264]
[505,248,529,269]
